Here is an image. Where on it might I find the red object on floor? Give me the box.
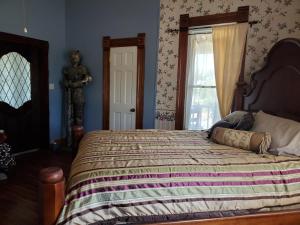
[0,131,7,144]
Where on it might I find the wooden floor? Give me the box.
[0,150,73,225]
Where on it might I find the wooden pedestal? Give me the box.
[72,125,84,152]
[39,167,65,225]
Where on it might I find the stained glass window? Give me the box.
[0,52,31,108]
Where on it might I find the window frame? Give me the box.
[175,6,249,130]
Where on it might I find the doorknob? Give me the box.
[130,108,135,112]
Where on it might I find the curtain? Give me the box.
[212,23,248,118]
[184,32,220,130]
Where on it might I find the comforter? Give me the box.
[57,130,300,225]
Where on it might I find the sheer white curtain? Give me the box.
[184,32,221,130]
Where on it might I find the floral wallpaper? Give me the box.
[155,0,300,129]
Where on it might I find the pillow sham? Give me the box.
[207,120,235,138]
[234,112,255,130]
[251,111,300,156]
[272,132,300,156]
[208,111,254,138]
[223,111,248,124]
[211,127,271,154]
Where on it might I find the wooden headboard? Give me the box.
[241,38,300,122]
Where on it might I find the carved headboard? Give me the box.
[242,38,300,122]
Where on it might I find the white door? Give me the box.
[110,46,137,130]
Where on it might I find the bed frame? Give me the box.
[39,38,300,225]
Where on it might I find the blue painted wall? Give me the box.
[0,0,160,141]
[0,0,66,141]
[66,0,160,131]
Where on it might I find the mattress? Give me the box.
[57,130,300,225]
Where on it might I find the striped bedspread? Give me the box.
[57,130,300,225]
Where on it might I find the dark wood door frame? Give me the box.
[175,6,249,130]
[102,33,145,130]
[0,31,49,149]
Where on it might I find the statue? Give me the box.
[63,50,92,148]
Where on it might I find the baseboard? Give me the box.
[13,148,39,157]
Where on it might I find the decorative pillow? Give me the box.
[251,111,300,156]
[207,120,235,138]
[234,112,255,130]
[211,127,271,154]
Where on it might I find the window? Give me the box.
[0,52,31,108]
[184,30,220,130]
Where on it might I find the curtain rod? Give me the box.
[188,32,212,36]
[188,27,212,35]
[166,20,261,34]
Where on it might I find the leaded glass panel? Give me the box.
[0,52,31,108]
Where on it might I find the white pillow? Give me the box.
[251,111,300,156]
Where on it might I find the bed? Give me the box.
[39,38,300,225]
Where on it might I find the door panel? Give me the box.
[110,47,137,130]
[124,113,134,129]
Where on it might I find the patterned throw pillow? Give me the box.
[207,120,235,138]
[0,143,15,169]
[211,127,272,154]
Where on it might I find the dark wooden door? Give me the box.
[0,32,49,153]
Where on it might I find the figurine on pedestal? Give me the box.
[63,50,92,149]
